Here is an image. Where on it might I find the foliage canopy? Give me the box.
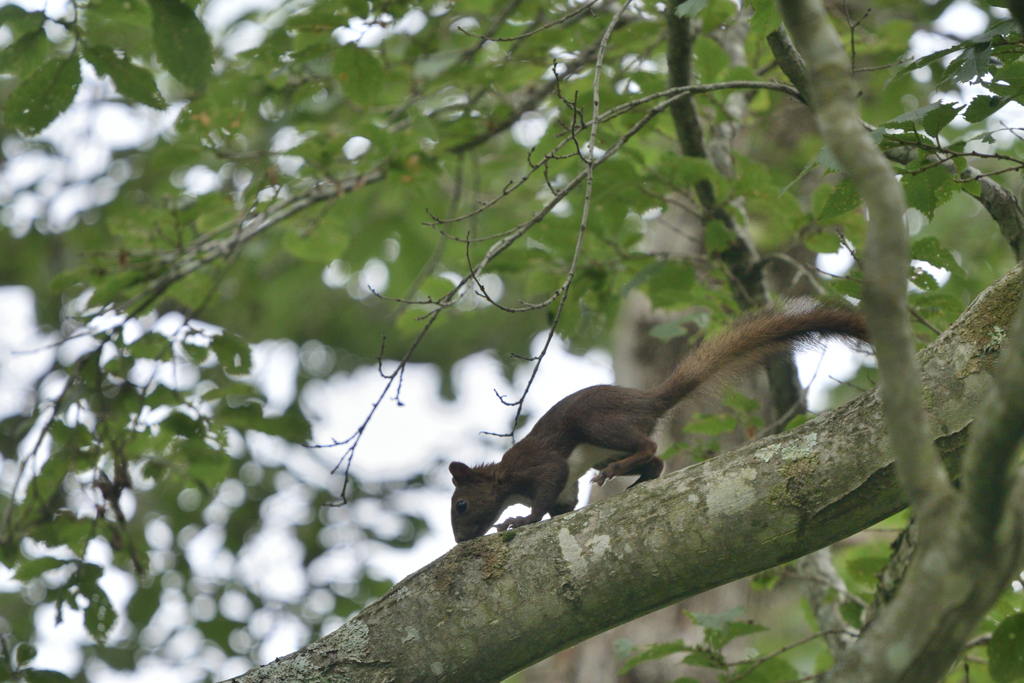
[1,0,1023,680]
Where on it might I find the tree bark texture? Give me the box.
[229,265,1022,683]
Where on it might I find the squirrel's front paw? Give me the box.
[495,515,531,530]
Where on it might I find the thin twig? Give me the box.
[458,0,599,42]
[725,629,853,681]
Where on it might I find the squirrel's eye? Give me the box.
[456,500,468,514]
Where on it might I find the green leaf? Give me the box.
[334,44,385,106]
[217,403,312,443]
[750,568,783,591]
[902,166,955,219]
[14,642,38,667]
[660,154,730,199]
[211,333,252,375]
[618,640,690,674]
[909,291,964,328]
[682,649,727,669]
[884,102,961,138]
[283,221,350,264]
[911,237,965,278]
[682,413,737,436]
[704,220,733,254]
[963,94,1016,123]
[803,230,841,254]
[83,0,155,57]
[748,0,781,39]
[149,0,213,90]
[81,44,166,109]
[0,29,52,78]
[825,276,861,298]
[731,656,799,682]
[720,620,768,643]
[950,42,992,84]
[674,0,710,18]
[0,5,46,33]
[687,605,746,632]
[922,103,961,137]
[817,145,845,173]
[783,413,813,431]
[649,311,709,342]
[89,268,151,308]
[689,605,767,650]
[844,555,888,589]
[162,412,202,437]
[990,613,1024,683]
[893,56,942,87]
[4,57,82,135]
[78,563,116,644]
[909,265,938,291]
[840,600,863,629]
[780,156,820,197]
[817,179,861,223]
[175,438,232,488]
[128,332,171,359]
[33,513,97,558]
[183,340,210,364]
[201,382,260,401]
[14,557,68,582]
[649,320,690,342]
[643,260,697,309]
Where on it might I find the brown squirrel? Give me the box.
[449,303,870,542]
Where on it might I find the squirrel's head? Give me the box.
[449,462,504,543]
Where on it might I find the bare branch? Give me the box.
[478,0,631,439]
[427,80,799,236]
[457,0,599,43]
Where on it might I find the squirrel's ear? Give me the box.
[449,462,474,485]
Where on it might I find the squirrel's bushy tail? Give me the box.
[651,302,870,412]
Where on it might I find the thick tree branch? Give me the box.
[229,265,1022,683]
[961,292,1024,541]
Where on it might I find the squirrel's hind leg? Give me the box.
[592,437,659,486]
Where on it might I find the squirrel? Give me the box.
[449,303,870,542]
